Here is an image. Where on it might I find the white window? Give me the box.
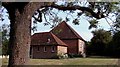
[51,46,55,52]
[44,46,47,52]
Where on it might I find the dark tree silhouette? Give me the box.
[90,29,112,55]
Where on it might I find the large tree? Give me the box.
[1,1,120,66]
[90,29,112,55]
[108,31,120,57]
[2,2,46,66]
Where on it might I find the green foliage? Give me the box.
[88,19,98,29]
[31,2,120,31]
[114,14,120,31]
[72,18,79,25]
[2,38,9,55]
[91,29,112,44]
[57,53,68,59]
[56,50,68,59]
[1,24,9,55]
[107,31,120,57]
[87,29,120,57]
[88,29,112,56]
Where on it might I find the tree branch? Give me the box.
[43,12,52,26]
[41,4,105,19]
[105,17,115,32]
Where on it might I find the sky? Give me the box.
[31,7,114,41]
[0,2,116,41]
[32,13,111,41]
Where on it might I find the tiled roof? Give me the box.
[50,21,84,41]
[31,32,67,46]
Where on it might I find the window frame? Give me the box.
[44,46,47,52]
[51,46,55,52]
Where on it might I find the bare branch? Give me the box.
[66,12,75,19]
[41,4,105,19]
[105,17,115,32]
[48,10,55,18]
[43,12,52,26]
[107,16,115,23]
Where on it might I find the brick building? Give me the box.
[30,21,86,59]
[51,21,86,56]
[30,32,67,59]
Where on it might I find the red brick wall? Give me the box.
[62,39,78,55]
[31,46,57,59]
[31,45,67,59]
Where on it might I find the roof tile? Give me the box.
[50,21,84,41]
[31,32,67,46]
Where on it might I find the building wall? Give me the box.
[57,46,67,54]
[78,39,85,54]
[31,45,68,59]
[62,39,78,55]
[31,45,57,59]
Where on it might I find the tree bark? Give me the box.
[2,2,45,66]
[8,8,31,66]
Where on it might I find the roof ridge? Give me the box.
[63,22,84,40]
[32,32,48,36]
[50,21,85,41]
[35,32,49,34]
[49,32,58,45]
[50,32,67,46]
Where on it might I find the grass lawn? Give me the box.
[2,57,118,65]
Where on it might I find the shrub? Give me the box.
[57,53,68,59]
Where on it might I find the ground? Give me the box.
[2,57,118,66]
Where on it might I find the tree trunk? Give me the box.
[8,6,31,66]
[2,2,45,66]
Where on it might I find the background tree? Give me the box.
[1,24,9,56]
[107,31,120,57]
[89,29,112,56]
[107,14,120,57]
[0,31,2,55]
[2,38,9,56]
[1,1,120,66]
[114,14,120,31]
